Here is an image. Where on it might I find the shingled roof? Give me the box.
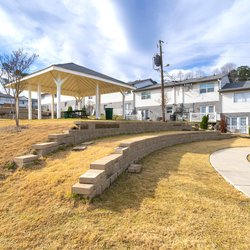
[134,73,227,92]
[53,63,126,85]
[220,81,250,92]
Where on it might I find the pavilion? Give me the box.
[12,63,135,119]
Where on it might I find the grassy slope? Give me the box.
[0,119,86,179]
[0,133,250,249]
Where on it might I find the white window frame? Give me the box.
[200,105,215,114]
[141,91,151,100]
[199,83,214,94]
[166,106,172,113]
[228,116,249,134]
[234,92,250,103]
[208,105,215,113]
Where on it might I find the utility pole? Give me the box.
[159,40,165,122]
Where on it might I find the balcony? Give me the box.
[189,112,217,123]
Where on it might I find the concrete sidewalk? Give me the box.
[210,147,250,198]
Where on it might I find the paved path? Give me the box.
[210,147,250,198]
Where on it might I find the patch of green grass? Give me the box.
[3,161,16,170]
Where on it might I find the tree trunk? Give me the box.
[15,97,20,128]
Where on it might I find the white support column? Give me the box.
[77,97,82,110]
[51,93,54,119]
[121,91,126,119]
[98,94,101,118]
[28,85,32,120]
[95,84,100,119]
[37,83,41,120]
[56,81,62,119]
[182,85,185,105]
[132,92,136,111]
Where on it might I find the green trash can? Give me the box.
[105,108,113,120]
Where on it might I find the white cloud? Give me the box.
[160,0,250,74]
[1,0,250,83]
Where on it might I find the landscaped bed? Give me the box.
[0,131,250,249]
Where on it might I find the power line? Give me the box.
[167,41,250,45]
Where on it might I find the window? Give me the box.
[208,105,214,113]
[166,106,172,113]
[231,117,237,126]
[88,96,93,99]
[199,83,214,94]
[200,106,206,113]
[234,92,250,103]
[141,91,151,100]
[240,117,247,126]
[125,103,131,110]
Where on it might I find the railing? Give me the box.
[227,125,248,134]
[189,112,217,123]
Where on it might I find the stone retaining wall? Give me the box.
[14,121,192,167]
[72,131,233,198]
[50,121,193,146]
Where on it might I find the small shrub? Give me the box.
[82,106,87,118]
[248,127,250,135]
[200,115,209,129]
[4,161,16,170]
[220,116,227,133]
[67,106,73,112]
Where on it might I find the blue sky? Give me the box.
[0,0,250,82]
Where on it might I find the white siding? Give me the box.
[184,81,220,103]
[135,81,220,108]
[100,92,133,104]
[222,91,250,113]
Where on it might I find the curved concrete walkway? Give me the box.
[210,147,250,198]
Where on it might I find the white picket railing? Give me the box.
[189,112,217,123]
[227,125,248,134]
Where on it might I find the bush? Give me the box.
[67,106,73,112]
[220,115,227,133]
[82,106,87,118]
[200,115,209,129]
[249,127,250,135]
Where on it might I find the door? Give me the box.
[228,117,248,134]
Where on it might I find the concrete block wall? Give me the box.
[26,121,191,160]
[72,131,233,198]
[69,121,193,145]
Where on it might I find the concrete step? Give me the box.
[90,154,122,170]
[72,146,87,152]
[32,142,59,156]
[79,169,105,184]
[33,142,58,149]
[113,146,129,155]
[14,154,39,167]
[72,182,95,197]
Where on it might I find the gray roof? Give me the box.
[53,63,126,85]
[127,78,158,86]
[0,92,13,99]
[134,73,226,92]
[220,81,250,92]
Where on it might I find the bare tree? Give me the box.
[195,69,205,78]
[213,68,221,75]
[176,71,184,81]
[0,49,38,127]
[185,71,194,79]
[220,62,237,73]
[0,71,15,116]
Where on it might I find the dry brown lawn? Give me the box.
[0,120,249,249]
[0,119,86,179]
